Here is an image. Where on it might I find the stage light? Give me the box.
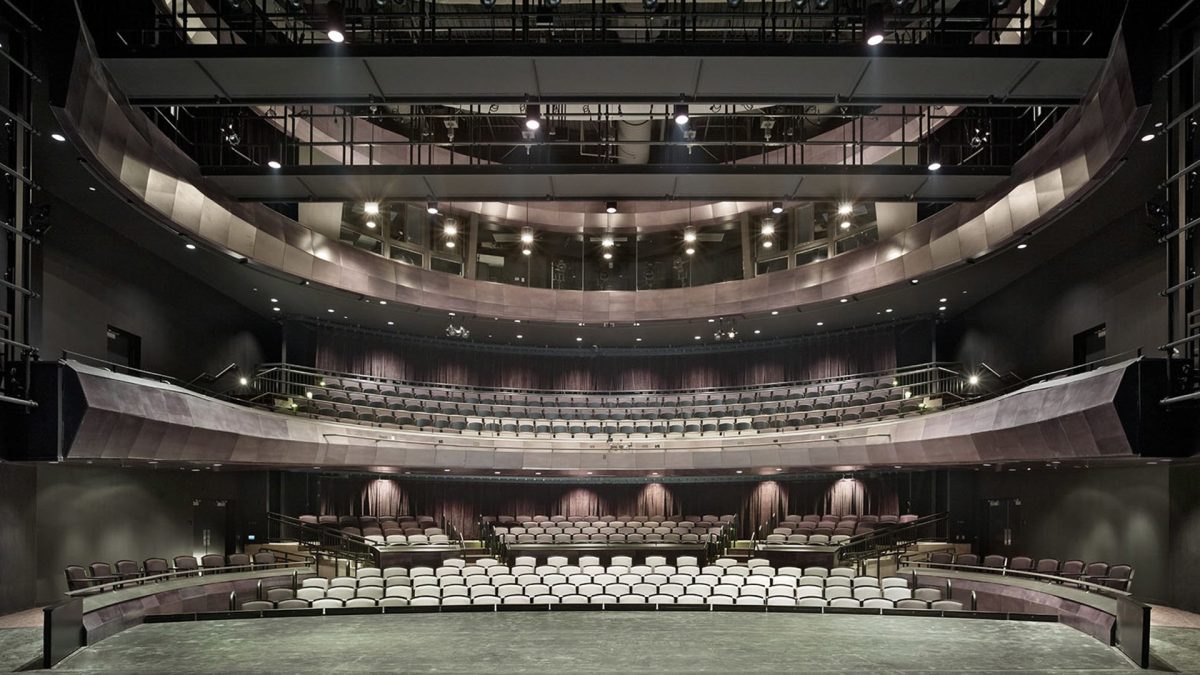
[443,222,458,236]
[51,133,66,142]
[1141,133,1156,142]
[364,201,380,215]
[968,374,980,385]
[683,227,697,242]
[427,201,439,215]
[602,251,613,260]
[771,201,784,214]
[601,234,614,247]
[365,220,376,229]
[761,220,775,236]
[326,1,346,42]
[520,228,534,244]
[685,247,695,255]
[605,201,618,214]
[866,3,885,45]
[838,203,853,215]
[267,160,282,169]
[185,242,197,250]
[525,104,541,131]
[673,104,689,126]
[928,160,942,171]
[763,240,773,248]
[522,248,531,256]
[840,220,851,229]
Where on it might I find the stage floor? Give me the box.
[49,612,1144,673]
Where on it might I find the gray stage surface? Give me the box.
[49,612,1143,673]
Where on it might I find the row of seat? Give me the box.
[926,553,1134,592]
[295,400,927,435]
[485,515,735,525]
[65,552,277,592]
[238,595,964,610]
[305,372,907,408]
[302,383,915,419]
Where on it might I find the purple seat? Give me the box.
[1008,556,1034,572]
[955,554,979,567]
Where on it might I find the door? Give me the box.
[982,498,1021,557]
[192,499,232,559]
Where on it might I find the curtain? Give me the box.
[312,476,900,537]
[313,327,898,391]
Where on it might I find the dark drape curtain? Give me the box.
[311,477,900,537]
[313,327,897,391]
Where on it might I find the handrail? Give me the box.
[832,513,949,569]
[63,560,312,597]
[904,561,1134,599]
[256,360,962,398]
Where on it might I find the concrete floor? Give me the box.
[49,613,1143,673]
[0,627,43,672]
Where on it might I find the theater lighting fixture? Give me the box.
[683,227,697,243]
[525,104,541,131]
[865,3,886,45]
[325,1,346,42]
[522,248,532,256]
[427,201,440,215]
[817,321,824,326]
[771,201,784,215]
[364,201,380,215]
[605,201,618,214]
[840,220,851,230]
[50,132,66,142]
[267,160,281,169]
[1017,242,1028,250]
[763,240,773,248]
[673,104,689,126]
[238,377,249,386]
[520,228,535,244]
[185,242,197,250]
[365,220,376,229]
[445,240,456,249]
[685,247,695,256]
[1141,133,1156,142]
[601,234,614,247]
[443,221,458,236]
[445,323,471,339]
[968,374,980,386]
[939,305,947,311]
[838,203,853,216]
[602,251,613,260]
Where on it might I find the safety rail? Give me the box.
[63,560,313,597]
[268,512,378,568]
[482,518,735,561]
[834,512,949,570]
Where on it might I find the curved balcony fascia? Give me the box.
[61,358,1138,473]
[56,20,1142,325]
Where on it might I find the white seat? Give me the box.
[385,586,413,599]
[767,596,797,606]
[590,594,618,604]
[502,595,532,604]
[618,594,647,604]
[301,578,329,589]
[532,594,559,604]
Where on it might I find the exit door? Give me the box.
[982,498,1021,557]
[192,499,232,559]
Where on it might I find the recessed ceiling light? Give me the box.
[817,321,824,326]
[267,160,282,169]
[694,335,701,340]
[445,240,456,249]
[328,308,335,313]
[185,242,196,250]
[736,470,743,474]
[365,220,376,229]
[88,186,96,191]
[885,308,893,313]
[635,337,642,342]
[685,247,695,255]
[753,329,761,335]
[379,300,387,305]
[364,201,380,215]
[387,321,394,325]
[1017,242,1028,249]
[909,279,919,284]
[270,298,278,303]
[448,312,456,316]
[928,161,942,171]
[514,319,520,323]
[840,220,851,230]
[762,240,773,248]
[708,318,716,323]
[272,307,281,312]
[51,133,66,142]
[1141,133,1156,142]
[839,298,849,303]
[516,334,523,339]
[938,305,947,311]
[576,337,582,342]
[771,310,779,315]
[939,297,948,302]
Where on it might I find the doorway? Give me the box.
[981,498,1022,557]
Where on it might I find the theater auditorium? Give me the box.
[3,0,1200,672]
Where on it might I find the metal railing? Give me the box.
[64,559,313,597]
[95,0,1097,50]
[268,512,378,568]
[835,512,948,570]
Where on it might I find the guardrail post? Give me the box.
[228,590,237,611]
[256,580,262,601]
[970,590,977,611]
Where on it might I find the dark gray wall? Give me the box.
[0,461,37,613]
[1169,464,1200,612]
[971,464,1170,604]
[948,213,1164,379]
[33,464,270,604]
[34,197,280,381]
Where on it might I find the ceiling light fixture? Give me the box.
[865,2,886,45]
[838,203,853,215]
[683,227,697,243]
[685,247,695,255]
[445,240,456,249]
[364,201,380,215]
[601,234,614,247]
[605,201,618,214]
[51,133,66,142]
[325,0,346,42]
[525,104,541,131]
[762,240,773,248]
[1017,242,1028,250]
[771,201,784,215]
[522,247,532,256]
[426,201,439,215]
[840,220,851,229]
[602,251,613,260]
[365,220,376,229]
[761,220,776,236]
[185,242,197,250]
[267,160,282,169]
[520,228,534,244]
[443,222,458,236]
[673,103,689,126]
[817,321,824,326]
[1141,133,1156,142]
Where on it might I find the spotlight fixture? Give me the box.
[522,248,532,256]
[840,220,851,229]
[443,221,459,236]
[865,3,885,45]
[762,240,773,249]
[761,219,776,236]
[520,228,535,244]
[445,323,471,339]
[50,132,66,142]
[602,251,613,260]
[1016,242,1028,250]
[601,234,614,248]
[927,144,943,172]
[426,201,439,215]
[771,201,784,214]
[525,104,541,131]
[674,104,690,126]
[185,242,197,250]
[605,201,618,214]
[838,203,853,216]
[685,247,695,256]
[365,220,377,229]
[713,318,739,341]
[1141,133,1156,142]
[683,227,697,243]
[267,160,282,169]
[968,374,980,386]
[238,377,249,386]
[325,1,346,42]
[364,201,380,215]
